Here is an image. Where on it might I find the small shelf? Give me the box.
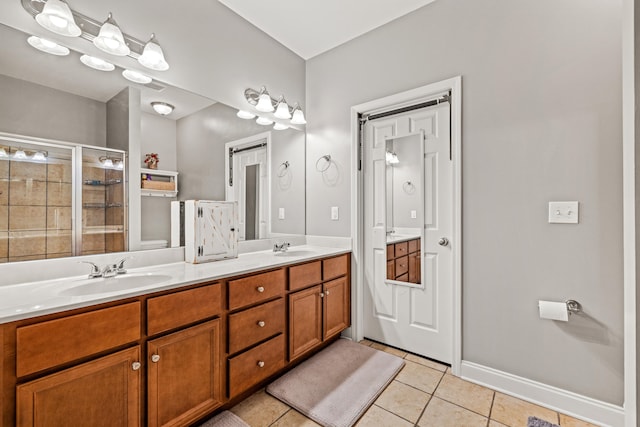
[83,203,123,209]
[83,179,122,186]
[141,168,178,197]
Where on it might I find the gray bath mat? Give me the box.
[527,416,560,427]
[199,410,250,427]
[266,338,405,427]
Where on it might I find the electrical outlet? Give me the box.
[331,206,339,221]
[548,201,579,224]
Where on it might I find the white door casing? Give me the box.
[363,102,453,363]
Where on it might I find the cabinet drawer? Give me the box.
[387,244,394,260]
[228,334,285,397]
[395,256,409,277]
[147,283,221,336]
[408,239,420,253]
[228,299,285,354]
[17,302,141,377]
[228,269,285,310]
[397,273,409,282]
[323,254,348,280]
[395,242,408,257]
[289,261,321,291]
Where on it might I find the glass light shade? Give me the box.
[102,158,114,168]
[255,93,274,112]
[256,116,274,126]
[35,0,81,37]
[274,100,291,119]
[236,110,256,119]
[385,151,393,163]
[114,159,124,170]
[80,54,115,71]
[122,69,152,84]
[27,36,70,56]
[290,106,307,125]
[390,153,399,164]
[273,123,289,130]
[138,34,169,71]
[151,102,174,116]
[93,14,130,56]
[0,148,8,158]
[13,150,27,160]
[32,152,47,162]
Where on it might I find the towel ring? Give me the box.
[316,155,331,172]
[277,161,290,177]
[403,181,416,194]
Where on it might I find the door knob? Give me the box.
[438,237,449,246]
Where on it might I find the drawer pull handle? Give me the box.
[132,362,141,371]
[257,320,266,327]
[151,354,161,363]
[256,286,265,293]
[257,360,265,368]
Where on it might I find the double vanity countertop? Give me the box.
[0,245,350,324]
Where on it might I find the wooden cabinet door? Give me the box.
[289,285,323,360]
[408,252,419,284]
[16,346,141,427]
[147,320,221,427]
[323,277,350,340]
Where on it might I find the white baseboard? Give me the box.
[460,361,624,427]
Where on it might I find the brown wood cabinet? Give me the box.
[1,252,351,427]
[147,320,221,427]
[16,346,142,427]
[386,238,421,284]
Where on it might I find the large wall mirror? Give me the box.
[0,20,306,263]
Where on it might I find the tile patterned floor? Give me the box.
[229,340,600,427]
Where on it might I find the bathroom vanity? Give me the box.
[0,247,351,427]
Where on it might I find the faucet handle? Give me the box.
[115,257,131,274]
[79,261,102,278]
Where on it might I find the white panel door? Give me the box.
[229,146,267,240]
[363,103,453,363]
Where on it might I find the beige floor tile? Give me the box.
[270,409,321,427]
[230,389,289,427]
[355,405,413,427]
[559,413,600,427]
[418,396,488,427]
[405,353,448,372]
[374,380,431,423]
[371,342,408,358]
[489,420,509,427]
[491,393,558,427]
[358,339,373,346]
[395,360,444,394]
[434,374,494,416]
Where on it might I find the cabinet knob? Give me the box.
[257,360,265,368]
[256,286,265,293]
[319,292,325,298]
[257,320,266,327]
[132,362,141,371]
[151,354,160,363]
[326,290,330,296]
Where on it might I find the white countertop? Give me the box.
[0,245,350,324]
[386,233,421,244]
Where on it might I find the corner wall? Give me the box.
[306,0,623,406]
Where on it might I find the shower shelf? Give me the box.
[83,179,122,186]
[82,203,123,209]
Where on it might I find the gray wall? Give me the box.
[306,0,623,405]
[0,74,106,146]
[271,128,306,235]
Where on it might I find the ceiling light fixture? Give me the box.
[27,35,70,56]
[243,86,306,127]
[122,69,152,84]
[80,54,115,71]
[236,110,256,120]
[138,34,169,71]
[151,101,174,116]
[35,0,81,37]
[256,117,274,126]
[93,12,130,56]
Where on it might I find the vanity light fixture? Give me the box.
[273,122,289,130]
[236,110,256,120]
[99,156,123,169]
[273,97,291,119]
[114,159,124,170]
[122,69,152,84]
[93,13,130,56]
[27,35,70,56]
[0,148,7,158]
[151,101,174,116]
[80,54,115,71]
[243,86,306,126]
[35,0,81,37]
[256,116,274,126]
[138,34,169,71]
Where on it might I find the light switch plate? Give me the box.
[331,206,339,221]
[410,210,417,219]
[548,201,579,224]
[278,208,285,220]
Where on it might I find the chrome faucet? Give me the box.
[79,258,130,279]
[115,257,130,274]
[273,242,291,252]
[80,261,102,279]
[386,230,396,236]
[101,264,118,278]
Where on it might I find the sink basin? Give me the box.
[273,250,317,257]
[59,274,173,296]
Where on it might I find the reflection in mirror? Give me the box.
[0,21,306,264]
[385,133,423,285]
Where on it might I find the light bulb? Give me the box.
[32,152,47,162]
[255,89,274,112]
[138,34,169,71]
[290,105,307,125]
[274,98,291,119]
[103,158,114,168]
[13,150,27,160]
[35,0,81,37]
[93,13,130,56]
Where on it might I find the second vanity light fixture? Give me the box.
[237,86,307,130]
[27,0,170,73]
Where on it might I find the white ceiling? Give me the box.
[218,0,437,60]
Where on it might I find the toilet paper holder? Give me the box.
[566,299,582,314]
